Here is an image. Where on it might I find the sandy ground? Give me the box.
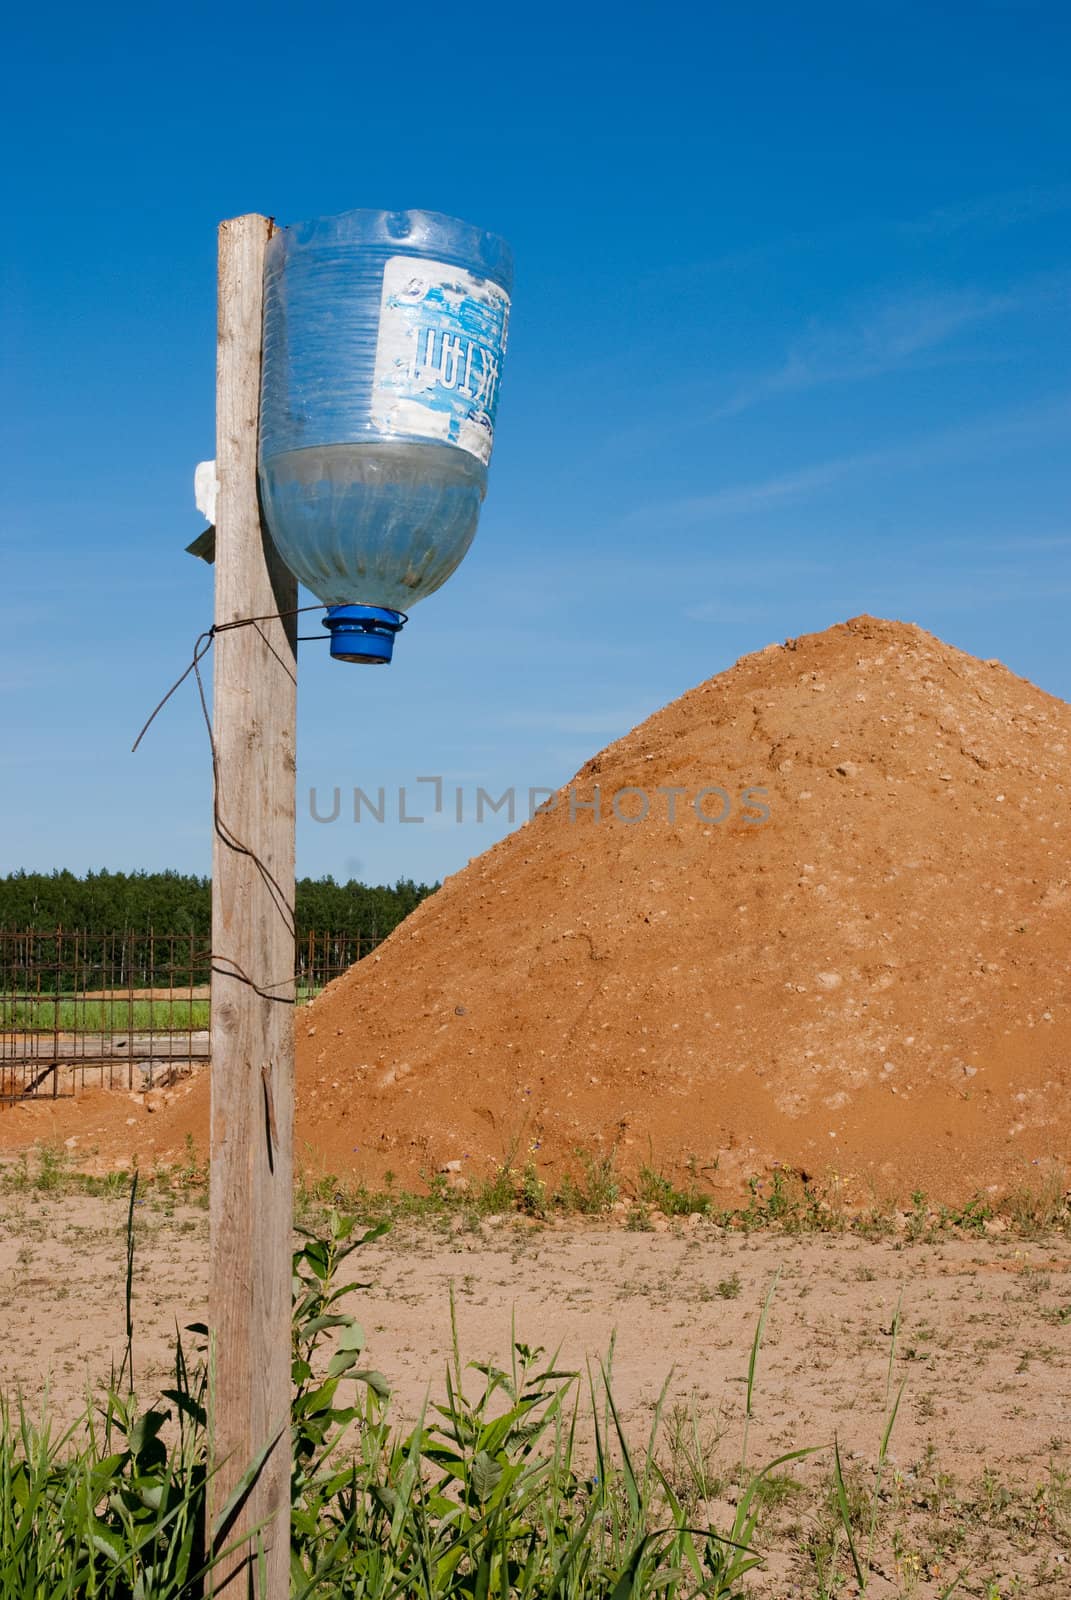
[2,1190,1069,1596]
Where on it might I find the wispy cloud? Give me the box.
[710,278,1054,420]
[629,396,1071,528]
[900,185,1071,239]
[655,454,874,521]
[644,186,1071,291]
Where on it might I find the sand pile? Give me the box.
[7,617,1070,1204]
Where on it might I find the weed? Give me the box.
[516,1160,548,1218]
[825,1292,954,1597]
[554,1149,620,1214]
[660,1400,725,1505]
[4,1141,1068,1242]
[625,1202,653,1231]
[637,1165,712,1217]
[1005,1165,1070,1235]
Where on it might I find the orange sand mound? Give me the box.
[6,617,1070,1206]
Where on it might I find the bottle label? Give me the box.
[371,257,510,464]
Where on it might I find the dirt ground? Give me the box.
[2,1187,1068,1596]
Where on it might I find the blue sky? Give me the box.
[3,1,1069,885]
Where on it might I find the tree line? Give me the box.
[0,869,436,941]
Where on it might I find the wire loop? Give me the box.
[131,602,328,1004]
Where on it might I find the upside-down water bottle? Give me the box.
[257,208,513,663]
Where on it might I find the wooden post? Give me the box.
[209,212,296,1597]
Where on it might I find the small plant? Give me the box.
[737,1169,845,1234]
[626,1201,653,1231]
[472,1160,520,1215]
[826,1292,966,1597]
[290,1210,391,1492]
[517,1160,548,1218]
[938,1194,993,1234]
[554,1149,620,1214]
[660,1400,725,1505]
[637,1164,712,1217]
[1005,1165,1070,1235]
[34,1142,69,1193]
[175,1132,209,1193]
[902,1188,929,1241]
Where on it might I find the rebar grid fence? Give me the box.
[0,928,379,1104]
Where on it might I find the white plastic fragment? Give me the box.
[194,460,219,524]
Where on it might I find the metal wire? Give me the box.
[131,604,328,1004]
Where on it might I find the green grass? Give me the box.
[1,987,328,1033]
[290,1157,1069,1241]
[637,1163,713,1218]
[0,1138,207,1202]
[1,997,211,1033]
[3,1142,1069,1243]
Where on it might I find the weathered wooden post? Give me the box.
[209,212,296,1597]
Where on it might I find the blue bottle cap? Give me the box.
[322,604,407,665]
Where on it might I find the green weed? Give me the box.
[637,1165,712,1217]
